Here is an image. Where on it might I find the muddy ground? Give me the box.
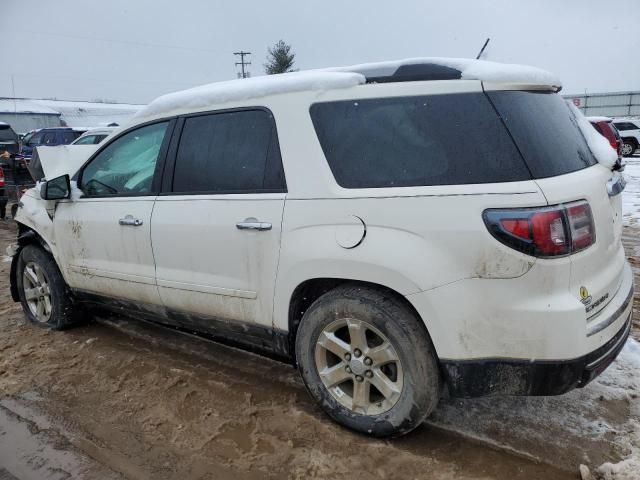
[0,219,638,480]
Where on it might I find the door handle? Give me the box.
[119,215,144,226]
[236,221,272,231]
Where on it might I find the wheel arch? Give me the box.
[286,278,431,364]
[9,223,55,302]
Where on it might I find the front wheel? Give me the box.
[16,245,79,330]
[295,284,440,437]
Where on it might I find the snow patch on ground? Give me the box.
[430,339,640,478]
[569,102,618,169]
[622,156,640,226]
[136,71,365,119]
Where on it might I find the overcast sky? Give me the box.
[1,0,638,104]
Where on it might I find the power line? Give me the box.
[234,51,252,79]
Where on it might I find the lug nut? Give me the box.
[365,370,373,378]
[364,357,372,366]
[353,348,362,358]
[344,353,351,361]
[355,375,364,382]
[345,366,352,374]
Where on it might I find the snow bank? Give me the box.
[594,339,640,480]
[569,102,618,169]
[136,71,365,119]
[328,57,561,87]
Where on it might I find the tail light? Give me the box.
[483,201,595,257]
[0,167,5,187]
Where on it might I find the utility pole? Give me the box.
[234,51,252,79]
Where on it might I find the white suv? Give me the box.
[8,58,633,437]
[613,119,640,157]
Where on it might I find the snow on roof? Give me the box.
[136,71,365,119]
[586,116,613,122]
[328,57,562,88]
[35,99,142,128]
[136,57,561,121]
[0,98,60,115]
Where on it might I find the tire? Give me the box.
[16,245,79,330]
[621,141,636,157]
[295,284,440,437]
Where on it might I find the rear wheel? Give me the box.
[295,284,440,437]
[622,140,636,157]
[17,245,80,330]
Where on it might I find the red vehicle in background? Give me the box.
[587,116,622,157]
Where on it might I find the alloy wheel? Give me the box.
[314,317,403,415]
[22,261,53,323]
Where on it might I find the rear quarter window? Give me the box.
[310,93,531,189]
[486,91,596,179]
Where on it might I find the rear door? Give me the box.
[151,108,287,330]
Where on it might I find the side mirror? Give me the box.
[40,174,71,200]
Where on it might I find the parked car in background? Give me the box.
[612,119,640,157]
[0,122,20,157]
[8,58,632,437]
[587,116,622,157]
[20,127,87,157]
[71,127,117,145]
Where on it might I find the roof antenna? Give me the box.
[475,38,490,60]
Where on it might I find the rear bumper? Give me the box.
[441,309,631,397]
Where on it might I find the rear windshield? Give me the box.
[486,90,597,178]
[310,91,596,189]
[310,93,531,188]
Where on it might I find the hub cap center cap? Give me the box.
[349,358,366,375]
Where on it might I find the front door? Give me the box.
[54,121,172,305]
[151,109,287,328]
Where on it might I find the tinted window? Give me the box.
[614,122,639,131]
[62,131,77,144]
[42,132,57,145]
[487,91,596,178]
[81,122,168,196]
[0,125,18,142]
[173,109,285,193]
[310,93,530,188]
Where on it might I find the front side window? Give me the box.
[80,122,168,196]
[172,109,286,194]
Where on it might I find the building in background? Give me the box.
[0,98,143,133]
[564,91,640,118]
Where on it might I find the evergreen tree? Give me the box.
[264,40,296,74]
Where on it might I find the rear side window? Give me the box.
[62,131,77,144]
[486,91,596,178]
[172,109,286,193]
[614,122,639,131]
[310,93,531,188]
